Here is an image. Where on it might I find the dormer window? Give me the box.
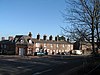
[29,40,32,44]
[20,39,24,43]
[27,39,32,44]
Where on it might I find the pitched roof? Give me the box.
[0,40,14,44]
[15,35,30,44]
[14,35,72,45]
[32,38,71,44]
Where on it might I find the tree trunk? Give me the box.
[91,16,95,54]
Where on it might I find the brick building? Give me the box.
[33,34,73,55]
[15,33,73,55]
[15,32,34,55]
[0,36,15,55]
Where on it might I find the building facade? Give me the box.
[15,33,73,55]
[33,34,73,55]
[15,34,34,56]
[0,37,15,55]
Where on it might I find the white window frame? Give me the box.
[50,44,53,48]
[36,43,40,47]
[44,43,46,47]
[57,44,59,48]
[20,40,24,43]
[4,45,6,48]
[29,40,32,44]
[63,44,65,48]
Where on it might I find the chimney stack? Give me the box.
[67,38,69,42]
[28,32,32,38]
[43,35,47,40]
[55,35,59,41]
[37,33,40,40]
[8,36,14,41]
[1,37,5,40]
[49,35,53,41]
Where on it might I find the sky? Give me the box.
[0,0,67,39]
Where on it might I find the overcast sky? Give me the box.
[0,0,67,39]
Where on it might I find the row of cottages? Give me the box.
[15,33,73,56]
[0,32,95,56]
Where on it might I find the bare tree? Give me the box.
[62,0,100,54]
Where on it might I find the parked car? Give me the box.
[37,52,45,56]
[34,52,45,56]
[72,50,83,55]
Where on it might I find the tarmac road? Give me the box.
[0,55,86,75]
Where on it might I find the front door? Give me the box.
[19,48,25,56]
